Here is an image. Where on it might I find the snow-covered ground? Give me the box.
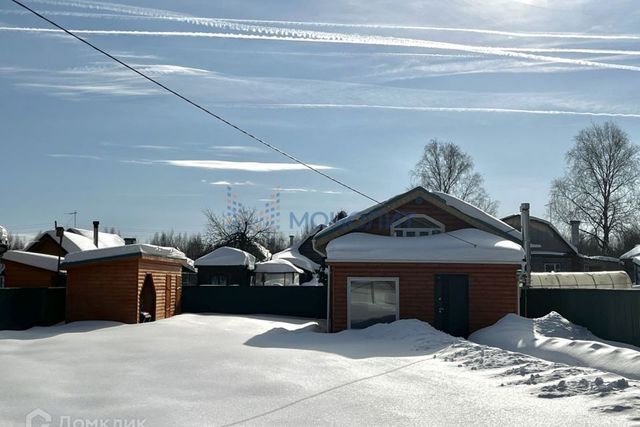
[1,314,639,426]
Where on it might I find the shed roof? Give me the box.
[194,246,256,269]
[254,259,304,274]
[2,250,62,272]
[326,228,524,264]
[63,244,186,266]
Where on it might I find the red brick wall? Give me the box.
[2,260,59,288]
[329,262,519,333]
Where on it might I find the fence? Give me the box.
[182,285,327,319]
[0,287,66,330]
[521,288,640,347]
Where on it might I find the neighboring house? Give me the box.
[253,259,304,286]
[25,227,124,257]
[501,215,622,272]
[63,244,186,323]
[313,186,524,336]
[620,245,640,284]
[1,250,65,288]
[194,247,255,286]
[272,225,325,283]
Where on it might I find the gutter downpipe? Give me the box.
[520,203,532,317]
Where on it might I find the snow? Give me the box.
[620,244,640,260]
[432,192,522,240]
[272,246,319,272]
[470,312,640,380]
[0,225,7,246]
[66,227,126,248]
[63,243,186,266]
[254,258,304,273]
[326,229,524,264]
[194,246,255,268]
[1,250,61,272]
[1,314,638,426]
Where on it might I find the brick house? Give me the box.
[313,187,524,336]
[63,244,186,324]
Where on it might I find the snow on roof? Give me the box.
[326,229,524,264]
[272,247,319,272]
[620,244,640,260]
[67,228,125,248]
[502,214,577,255]
[48,230,98,253]
[254,259,304,274]
[2,250,62,272]
[432,192,521,240]
[63,244,186,266]
[194,247,256,268]
[253,242,272,261]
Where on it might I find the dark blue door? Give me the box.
[435,274,469,337]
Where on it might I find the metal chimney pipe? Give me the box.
[570,220,581,247]
[289,235,294,246]
[92,221,99,248]
[520,203,531,288]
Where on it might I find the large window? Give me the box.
[391,214,444,237]
[348,278,399,329]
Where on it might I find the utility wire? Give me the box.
[9,0,479,248]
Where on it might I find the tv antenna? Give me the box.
[66,211,78,228]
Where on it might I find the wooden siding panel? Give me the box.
[2,260,59,288]
[330,262,519,333]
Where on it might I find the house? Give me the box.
[620,245,640,284]
[501,215,622,272]
[272,226,324,283]
[253,259,304,286]
[63,244,186,323]
[313,186,524,336]
[194,246,255,286]
[25,224,125,257]
[1,250,65,288]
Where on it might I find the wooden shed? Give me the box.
[313,187,525,336]
[1,250,65,288]
[63,244,186,324]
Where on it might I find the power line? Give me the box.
[9,0,480,248]
[9,0,380,206]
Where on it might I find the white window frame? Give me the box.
[544,263,561,272]
[390,214,445,237]
[347,277,399,329]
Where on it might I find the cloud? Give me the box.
[278,188,317,193]
[48,153,102,160]
[133,144,177,150]
[164,160,334,172]
[210,145,265,153]
[210,180,256,186]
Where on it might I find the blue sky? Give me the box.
[2,0,640,242]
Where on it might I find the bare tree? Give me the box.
[550,121,640,254]
[411,139,499,215]
[203,207,274,260]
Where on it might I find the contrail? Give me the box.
[228,103,640,119]
[24,0,640,41]
[4,27,640,72]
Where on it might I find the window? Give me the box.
[348,278,399,329]
[391,214,444,237]
[544,263,561,272]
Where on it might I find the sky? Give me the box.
[2,0,640,242]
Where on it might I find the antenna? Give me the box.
[66,211,78,228]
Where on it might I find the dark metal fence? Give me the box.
[0,287,66,330]
[521,288,640,347]
[182,285,327,319]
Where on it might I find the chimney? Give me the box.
[570,220,580,247]
[124,237,137,245]
[520,203,531,287]
[289,235,294,246]
[92,221,99,248]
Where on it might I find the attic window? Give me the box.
[391,214,445,237]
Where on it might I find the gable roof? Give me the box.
[313,187,520,255]
[194,246,256,269]
[66,228,125,248]
[501,214,578,255]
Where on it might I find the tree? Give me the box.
[550,121,640,254]
[149,231,210,260]
[7,233,25,250]
[410,139,499,215]
[203,207,274,260]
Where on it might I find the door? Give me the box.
[434,274,469,337]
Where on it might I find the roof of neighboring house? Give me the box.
[254,259,304,274]
[2,250,62,272]
[194,247,256,269]
[63,244,186,267]
[314,187,520,255]
[620,245,640,260]
[502,214,578,255]
[25,230,99,254]
[326,229,524,264]
[66,228,126,248]
[272,226,323,272]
